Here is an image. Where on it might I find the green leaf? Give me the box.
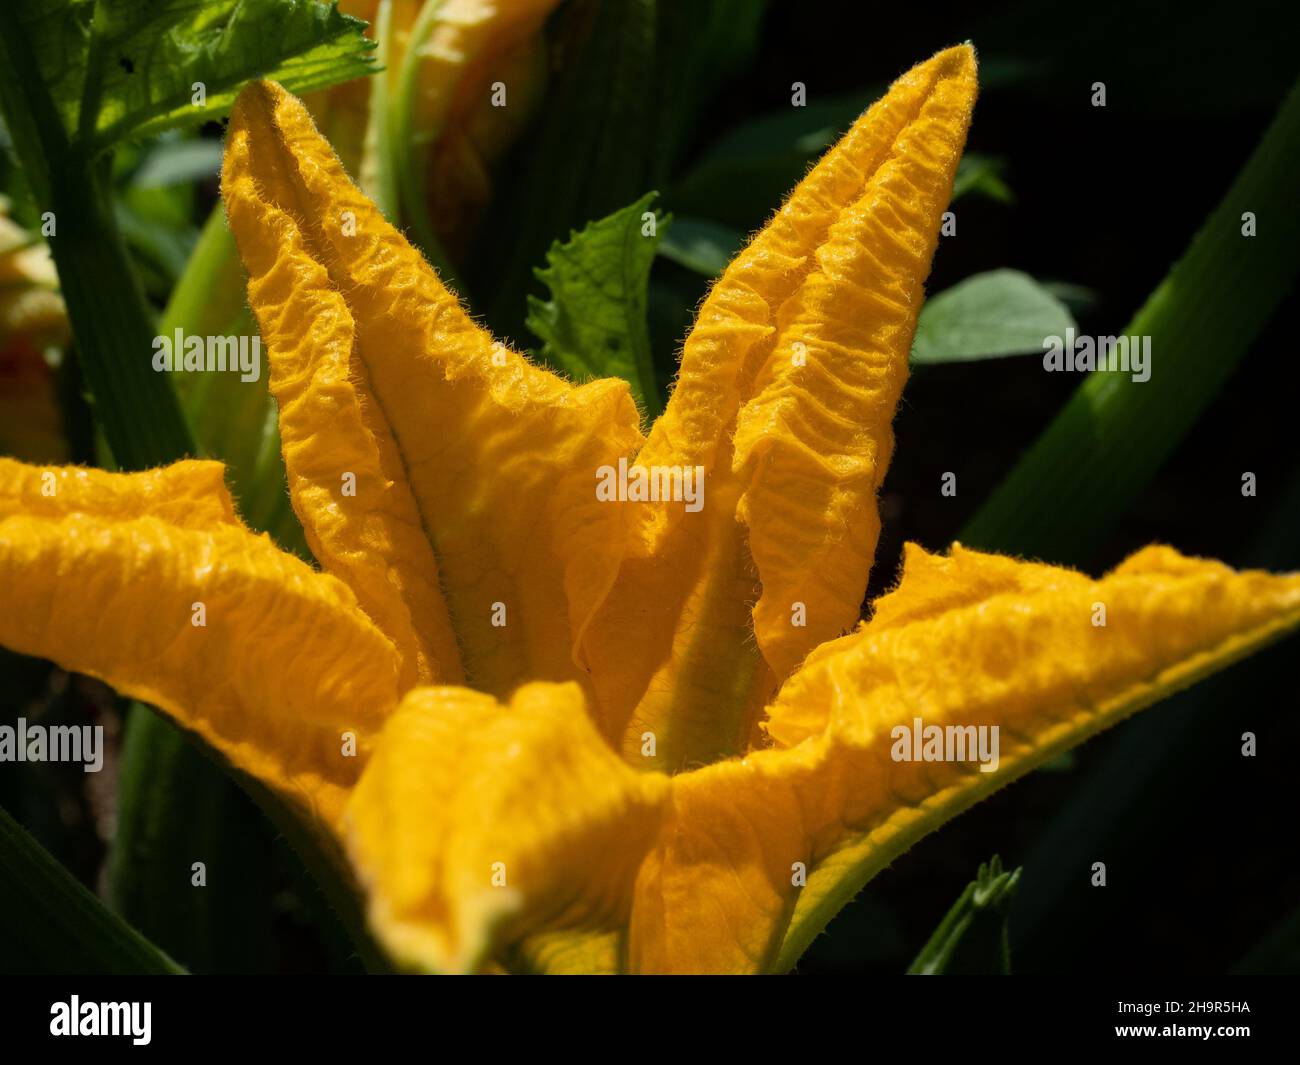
[130,137,223,187]
[24,0,375,156]
[962,70,1300,562]
[0,802,184,974]
[911,269,1076,364]
[0,3,344,468]
[907,856,1021,975]
[951,152,1013,203]
[657,216,742,277]
[526,192,666,417]
[472,0,760,332]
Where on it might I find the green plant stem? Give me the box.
[50,159,198,468]
[361,0,401,219]
[111,706,391,974]
[906,857,1020,975]
[108,708,277,973]
[0,803,186,974]
[961,73,1300,562]
[0,6,58,207]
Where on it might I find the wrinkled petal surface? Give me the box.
[628,543,1300,972]
[582,46,977,769]
[224,80,642,700]
[734,47,977,680]
[0,459,401,826]
[345,681,669,972]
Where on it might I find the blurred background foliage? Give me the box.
[0,0,1297,973]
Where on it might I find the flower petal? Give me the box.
[582,46,976,767]
[735,47,978,679]
[0,460,401,827]
[224,83,461,691]
[344,681,669,973]
[0,456,240,528]
[628,542,1300,972]
[224,81,642,698]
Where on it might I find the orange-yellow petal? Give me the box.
[582,46,977,767]
[224,82,463,692]
[628,542,1300,973]
[223,80,642,700]
[735,47,977,679]
[0,456,240,528]
[0,460,401,827]
[344,682,669,972]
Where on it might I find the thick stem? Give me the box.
[0,4,195,470]
[47,159,197,469]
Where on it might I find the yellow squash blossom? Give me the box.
[2,46,1299,974]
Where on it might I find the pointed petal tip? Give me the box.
[929,42,978,76]
[236,77,286,107]
[899,44,977,108]
[682,45,982,686]
[225,81,306,173]
[228,79,276,130]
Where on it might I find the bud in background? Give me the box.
[306,0,560,264]
[407,0,558,259]
[0,200,69,462]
